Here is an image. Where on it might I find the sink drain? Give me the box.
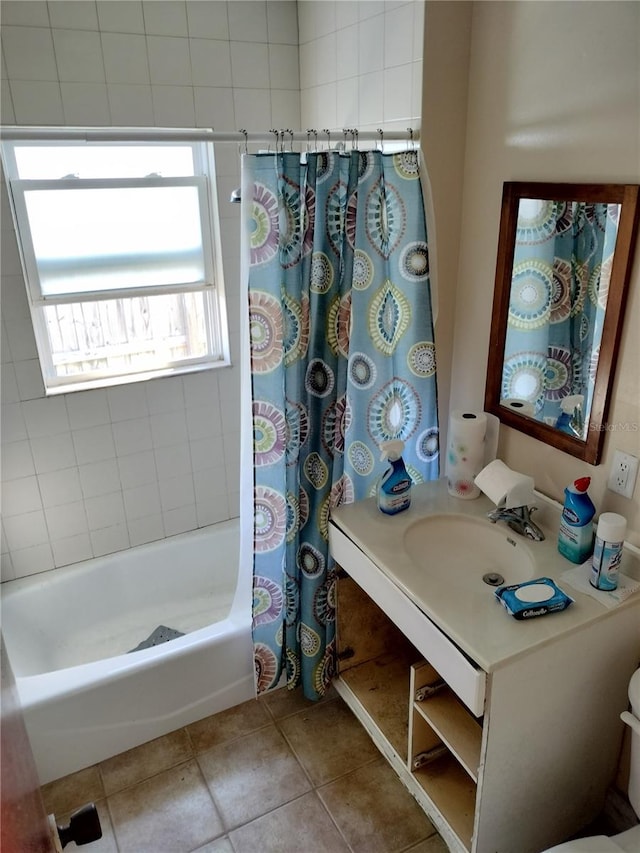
[483,572,505,587]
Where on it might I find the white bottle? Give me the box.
[590,512,627,591]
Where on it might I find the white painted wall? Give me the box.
[451,1,640,542]
[0,0,300,579]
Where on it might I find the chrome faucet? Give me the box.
[487,505,545,541]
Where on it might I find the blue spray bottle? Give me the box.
[557,476,596,563]
[377,440,412,515]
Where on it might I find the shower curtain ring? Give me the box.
[306,129,312,153]
[323,128,331,150]
[407,127,415,150]
[287,129,294,151]
[377,128,384,151]
[239,128,248,155]
[269,128,279,152]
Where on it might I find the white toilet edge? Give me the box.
[542,824,640,853]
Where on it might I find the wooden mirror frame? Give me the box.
[485,181,640,465]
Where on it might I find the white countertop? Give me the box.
[329,478,640,672]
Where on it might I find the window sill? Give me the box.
[43,357,232,396]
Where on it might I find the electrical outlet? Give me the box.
[607,450,639,499]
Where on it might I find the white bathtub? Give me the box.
[1,519,255,784]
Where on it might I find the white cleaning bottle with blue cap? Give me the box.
[377,440,412,515]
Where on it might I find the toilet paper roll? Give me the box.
[447,411,488,499]
[474,459,535,508]
[501,398,535,417]
[483,412,500,466]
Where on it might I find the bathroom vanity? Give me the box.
[329,480,640,853]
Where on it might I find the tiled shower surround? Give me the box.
[1,372,241,576]
[0,0,425,580]
[0,0,300,580]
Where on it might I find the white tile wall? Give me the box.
[52,29,105,82]
[227,1,268,43]
[107,84,155,126]
[1,1,50,28]
[10,80,65,125]
[102,33,150,84]
[30,434,77,474]
[231,41,270,89]
[266,2,299,45]
[299,0,423,132]
[0,0,299,579]
[1,0,421,580]
[49,1,99,30]
[186,1,229,40]
[97,1,145,35]
[2,26,58,80]
[190,38,232,87]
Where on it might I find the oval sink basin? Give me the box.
[403,513,536,588]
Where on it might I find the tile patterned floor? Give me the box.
[42,688,449,853]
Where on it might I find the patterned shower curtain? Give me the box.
[502,200,618,433]
[244,148,439,700]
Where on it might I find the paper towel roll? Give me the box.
[474,459,535,508]
[501,398,535,417]
[447,411,487,499]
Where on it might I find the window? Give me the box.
[1,131,229,393]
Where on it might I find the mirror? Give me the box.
[485,182,639,465]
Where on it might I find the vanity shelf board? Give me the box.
[414,698,482,781]
[413,755,476,852]
[413,699,480,783]
[410,661,482,783]
[339,651,414,758]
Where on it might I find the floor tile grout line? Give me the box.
[187,833,235,853]
[313,753,393,835]
[105,756,228,853]
[97,725,196,799]
[188,709,378,845]
[259,689,341,724]
[274,706,385,791]
[97,711,278,801]
[41,693,337,807]
[100,752,198,800]
[311,784,359,853]
[204,715,279,748]
[219,788,322,839]
[192,722,316,837]
[191,753,228,845]
[41,689,447,853]
[103,791,122,853]
[273,722,323,790]
[313,752,441,853]
[186,717,274,757]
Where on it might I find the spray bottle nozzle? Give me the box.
[380,439,405,462]
[560,395,584,414]
[574,476,591,493]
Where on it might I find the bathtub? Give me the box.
[1,519,255,784]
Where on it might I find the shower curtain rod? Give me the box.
[0,126,419,146]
